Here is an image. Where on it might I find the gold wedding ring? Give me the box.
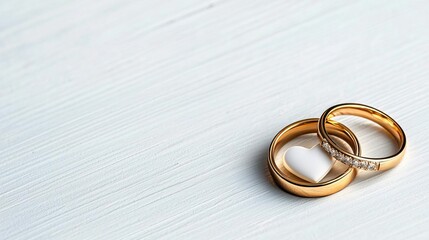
[268,118,360,197]
[318,103,406,171]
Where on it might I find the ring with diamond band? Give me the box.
[268,118,360,197]
[317,103,406,171]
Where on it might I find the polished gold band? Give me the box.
[318,103,406,171]
[268,118,360,197]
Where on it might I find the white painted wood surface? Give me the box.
[1,0,429,239]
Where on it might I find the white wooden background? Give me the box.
[1,0,429,239]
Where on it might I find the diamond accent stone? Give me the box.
[360,161,368,170]
[337,153,346,162]
[322,141,330,149]
[344,156,353,165]
[367,162,377,171]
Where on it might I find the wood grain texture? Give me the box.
[1,0,428,239]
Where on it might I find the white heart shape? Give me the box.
[283,144,334,183]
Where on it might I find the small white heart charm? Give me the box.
[284,144,334,183]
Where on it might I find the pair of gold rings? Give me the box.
[268,103,406,197]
